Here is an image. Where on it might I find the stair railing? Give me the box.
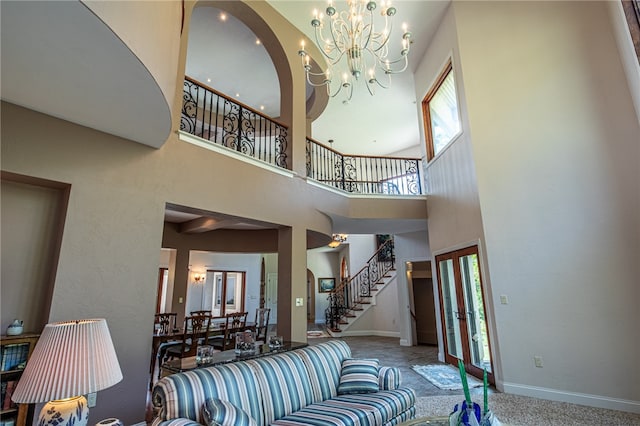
[326,238,395,331]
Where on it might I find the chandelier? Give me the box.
[328,233,348,248]
[298,0,412,103]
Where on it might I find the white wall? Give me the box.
[307,248,339,323]
[345,235,378,274]
[345,277,400,337]
[453,1,640,410]
[393,231,432,346]
[412,0,497,374]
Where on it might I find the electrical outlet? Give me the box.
[87,392,97,407]
[534,356,544,368]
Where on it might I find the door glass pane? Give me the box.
[460,254,492,372]
[202,271,213,312]
[212,272,223,316]
[439,259,462,359]
[225,274,237,311]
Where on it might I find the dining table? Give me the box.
[159,341,308,378]
[150,321,256,375]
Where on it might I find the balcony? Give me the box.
[181,77,424,196]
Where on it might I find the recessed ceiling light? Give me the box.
[260,105,265,110]
[236,93,240,97]
[256,39,261,45]
[207,78,211,83]
[219,13,227,21]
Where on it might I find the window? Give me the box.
[422,60,461,161]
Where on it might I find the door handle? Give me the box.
[455,311,466,320]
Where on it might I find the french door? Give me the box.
[206,270,246,317]
[436,245,493,383]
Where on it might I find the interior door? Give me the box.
[265,273,278,322]
[436,245,493,383]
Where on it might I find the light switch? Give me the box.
[295,297,304,307]
[500,295,508,305]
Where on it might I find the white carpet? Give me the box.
[415,394,640,425]
[412,364,483,390]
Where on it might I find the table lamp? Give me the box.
[11,319,123,426]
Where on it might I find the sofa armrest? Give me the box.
[378,366,402,390]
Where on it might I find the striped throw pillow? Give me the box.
[202,398,257,426]
[337,358,380,395]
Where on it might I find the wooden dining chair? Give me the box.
[190,310,211,317]
[210,312,248,351]
[164,315,212,360]
[254,308,270,343]
[154,313,178,334]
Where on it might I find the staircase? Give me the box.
[325,239,396,336]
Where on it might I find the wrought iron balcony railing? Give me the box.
[181,77,424,195]
[181,77,289,168]
[306,138,423,195]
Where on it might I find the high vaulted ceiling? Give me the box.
[1,1,440,237]
[188,0,450,157]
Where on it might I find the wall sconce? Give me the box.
[193,273,205,284]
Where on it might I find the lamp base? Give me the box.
[39,396,89,426]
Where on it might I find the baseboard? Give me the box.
[339,330,401,339]
[502,381,640,414]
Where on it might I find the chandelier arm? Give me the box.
[357,8,374,52]
[372,17,393,54]
[360,21,375,52]
[365,78,376,96]
[380,55,409,74]
[315,26,340,62]
[330,14,349,55]
[344,81,354,102]
[372,72,390,89]
[306,72,331,87]
[327,79,346,99]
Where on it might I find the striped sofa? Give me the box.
[151,340,416,426]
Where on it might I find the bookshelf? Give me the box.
[0,334,39,426]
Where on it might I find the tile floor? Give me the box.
[307,334,489,398]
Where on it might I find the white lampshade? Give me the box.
[12,318,123,403]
